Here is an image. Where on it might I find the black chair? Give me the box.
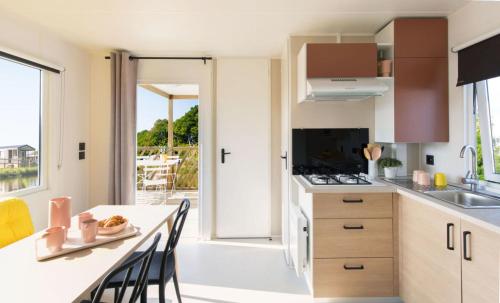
[108,199,190,303]
[82,232,162,303]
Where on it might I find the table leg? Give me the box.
[166,214,179,275]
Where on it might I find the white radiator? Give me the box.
[290,205,308,276]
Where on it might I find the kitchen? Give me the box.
[280,8,500,303]
[1,1,500,303]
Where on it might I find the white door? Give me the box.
[216,58,271,238]
[281,46,291,263]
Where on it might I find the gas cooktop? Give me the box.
[303,174,371,185]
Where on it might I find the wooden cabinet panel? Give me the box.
[314,218,393,258]
[394,57,449,142]
[313,193,393,218]
[461,220,500,303]
[305,43,377,78]
[394,18,448,58]
[399,194,461,303]
[314,258,394,297]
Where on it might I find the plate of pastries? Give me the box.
[97,215,128,235]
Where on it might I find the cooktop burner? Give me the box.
[303,174,371,185]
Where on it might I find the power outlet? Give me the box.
[426,154,435,166]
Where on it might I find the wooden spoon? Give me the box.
[363,148,372,160]
[371,146,382,161]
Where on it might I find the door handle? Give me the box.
[280,151,288,170]
[463,231,472,261]
[342,198,364,203]
[343,224,364,230]
[344,264,364,270]
[446,223,455,250]
[221,148,231,164]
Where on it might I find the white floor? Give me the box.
[100,236,311,303]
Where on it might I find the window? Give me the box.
[474,76,500,183]
[0,57,43,194]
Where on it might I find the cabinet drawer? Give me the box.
[313,193,393,219]
[314,218,393,258]
[313,258,394,297]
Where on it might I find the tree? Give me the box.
[173,105,198,145]
[137,105,198,147]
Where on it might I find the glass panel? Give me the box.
[487,76,500,174]
[0,58,41,193]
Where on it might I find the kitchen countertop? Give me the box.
[381,178,500,235]
[293,174,500,234]
[292,175,395,193]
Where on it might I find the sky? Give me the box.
[136,86,198,132]
[0,57,40,149]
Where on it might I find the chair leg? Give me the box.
[114,287,119,303]
[173,272,182,303]
[140,285,148,303]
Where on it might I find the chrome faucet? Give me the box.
[460,145,479,191]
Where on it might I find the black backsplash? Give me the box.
[292,128,369,175]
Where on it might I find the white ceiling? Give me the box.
[0,0,469,57]
[151,84,199,96]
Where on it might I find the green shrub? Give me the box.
[378,158,402,169]
[0,167,38,179]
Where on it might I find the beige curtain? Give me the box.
[110,52,138,205]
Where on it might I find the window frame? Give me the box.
[475,79,500,183]
[0,63,49,197]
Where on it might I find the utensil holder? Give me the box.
[368,160,378,180]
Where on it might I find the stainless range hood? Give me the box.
[304,78,389,102]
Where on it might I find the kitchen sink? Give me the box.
[424,190,500,208]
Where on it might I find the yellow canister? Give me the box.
[434,173,447,187]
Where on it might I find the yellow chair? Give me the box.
[0,198,34,248]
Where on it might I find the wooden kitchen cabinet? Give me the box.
[398,194,461,303]
[461,220,500,303]
[375,18,449,143]
[314,258,394,297]
[311,192,396,298]
[314,218,393,258]
[394,18,448,58]
[300,43,377,78]
[394,57,449,142]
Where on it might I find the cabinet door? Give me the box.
[394,18,448,58]
[394,57,449,142]
[306,43,377,78]
[461,220,500,303]
[399,194,461,303]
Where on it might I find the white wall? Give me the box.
[421,2,500,182]
[0,13,91,230]
[271,59,282,236]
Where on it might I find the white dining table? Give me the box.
[0,204,179,303]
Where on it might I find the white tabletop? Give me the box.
[0,204,178,303]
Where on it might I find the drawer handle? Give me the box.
[446,223,454,250]
[343,224,364,230]
[463,231,472,261]
[342,198,364,203]
[344,264,364,270]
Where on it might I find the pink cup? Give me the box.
[81,219,98,243]
[40,226,65,253]
[418,172,431,186]
[412,170,424,183]
[78,212,93,230]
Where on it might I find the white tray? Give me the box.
[35,224,139,261]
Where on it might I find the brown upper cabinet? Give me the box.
[301,43,378,78]
[375,18,449,143]
[394,18,448,58]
